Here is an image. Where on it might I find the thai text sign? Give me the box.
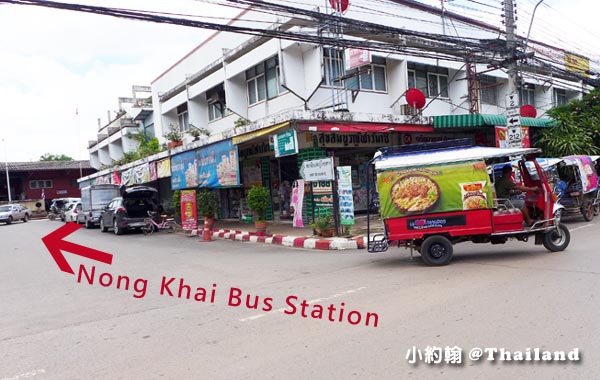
[300,158,334,182]
[197,140,240,188]
[377,160,493,219]
[311,133,391,148]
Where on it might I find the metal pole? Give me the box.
[524,0,544,53]
[2,139,11,203]
[505,0,518,94]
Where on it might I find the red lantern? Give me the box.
[329,0,349,12]
[406,88,426,109]
[520,105,537,118]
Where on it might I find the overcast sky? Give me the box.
[0,0,598,162]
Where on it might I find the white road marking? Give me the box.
[568,223,596,232]
[1,369,46,380]
[239,287,368,322]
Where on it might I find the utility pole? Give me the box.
[504,0,518,94]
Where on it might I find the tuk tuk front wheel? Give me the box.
[582,201,594,222]
[420,235,453,266]
[543,224,570,252]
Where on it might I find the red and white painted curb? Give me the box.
[205,229,366,250]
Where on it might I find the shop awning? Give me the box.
[433,114,556,128]
[297,122,433,133]
[232,121,290,145]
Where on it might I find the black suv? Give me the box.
[99,186,162,235]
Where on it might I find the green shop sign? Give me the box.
[274,130,298,157]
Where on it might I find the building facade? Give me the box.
[81,0,594,221]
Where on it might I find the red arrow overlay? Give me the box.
[41,222,113,274]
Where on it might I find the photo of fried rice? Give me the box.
[463,194,487,210]
[390,175,440,213]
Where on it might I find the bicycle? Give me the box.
[141,211,179,235]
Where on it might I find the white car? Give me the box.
[64,202,82,223]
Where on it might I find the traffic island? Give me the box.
[210,229,365,251]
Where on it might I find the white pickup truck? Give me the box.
[0,204,32,224]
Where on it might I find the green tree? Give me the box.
[536,87,600,156]
[39,153,73,161]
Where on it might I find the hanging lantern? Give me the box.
[520,105,537,118]
[406,88,426,109]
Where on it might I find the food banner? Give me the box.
[337,166,355,226]
[134,163,151,184]
[377,160,494,219]
[157,158,171,178]
[149,161,158,181]
[495,126,530,148]
[180,190,198,231]
[111,171,121,185]
[94,174,110,185]
[120,168,135,187]
[171,151,198,190]
[196,140,240,188]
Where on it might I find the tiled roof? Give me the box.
[3,160,94,172]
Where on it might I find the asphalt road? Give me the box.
[1,218,599,380]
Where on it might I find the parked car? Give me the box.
[58,198,81,222]
[64,202,82,223]
[79,184,121,228]
[0,204,32,224]
[100,186,161,235]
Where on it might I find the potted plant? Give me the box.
[187,124,211,141]
[197,189,218,230]
[163,124,184,149]
[311,214,336,237]
[247,185,270,235]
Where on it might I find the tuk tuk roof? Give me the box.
[374,145,540,171]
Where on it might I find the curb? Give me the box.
[208,229,366,250]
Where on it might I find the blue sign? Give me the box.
[197,140,241,188]
[171,151,198,190]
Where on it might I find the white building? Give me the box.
[88,86,153,169]
[83,0,594,220]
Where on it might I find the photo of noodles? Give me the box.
[463,194,487,210]
[460,181,488,210]
[390,175,440,213]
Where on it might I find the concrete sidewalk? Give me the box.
[192,214,386,251]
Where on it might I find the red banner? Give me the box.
[495,126,530,148]
[180,190,198,231]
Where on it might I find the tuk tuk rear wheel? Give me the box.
[543,224,570,252]
[582,201,594,221]
[420,235,453,266]
[594,203,600,216]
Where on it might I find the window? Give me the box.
[177,104,189,132]
[323,48,344,88]
[520,85,536,106]
[345,56,388,92]
[408,62,449,98]
[207,86,226,121]
[208,102,224,121]
[30,180,52,189]
[144,123,155,139]
[479,75,498,104]
[553,88,567,106]
[246,56,283,105]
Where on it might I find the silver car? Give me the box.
[0,204,31,224]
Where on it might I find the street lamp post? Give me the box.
[2,139,11,203]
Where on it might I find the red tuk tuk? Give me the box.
[367,140,570,266]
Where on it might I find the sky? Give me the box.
[0,0,598,162]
